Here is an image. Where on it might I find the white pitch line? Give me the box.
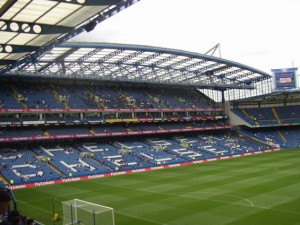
[188,191,254,207]
[116,211,168,225]
[136,187,300,216]
[16,199,53,215]
[180,193,300,215]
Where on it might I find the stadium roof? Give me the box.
[0,0,271,90]
[0,0,140,72]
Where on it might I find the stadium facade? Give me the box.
[0,0,299,192]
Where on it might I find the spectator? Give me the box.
[0,209,21,225]
[26,218,34,225]
[0,189,11,222]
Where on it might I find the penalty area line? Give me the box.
[116,211,168,225]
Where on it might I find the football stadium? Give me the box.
[0,1,299,225]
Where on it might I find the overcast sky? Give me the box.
[72,0,300,75]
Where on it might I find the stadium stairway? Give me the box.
[277,130,287,143]
[53,89,70,109]
[118,88,137,108]
[145,90,169,108]
[236,130,270,147]
[229,109,254,127]
[11,85,27,109]
[174,95,190,108]
[0,175,9,185]
[28,147,65,177]
[242,109,259,126]
[89,129,96,134]
[272,108,282,125]
[145,91,160,106]
[85,87,106,109]
[158,126,164,130]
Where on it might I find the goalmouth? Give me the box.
[62,199,115,225]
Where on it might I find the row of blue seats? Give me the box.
[232,105,300,126]
[242,127,300,148]
[0,133,265,185]
[0,82,217,110]
[0,121,227,138]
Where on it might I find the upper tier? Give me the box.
[0,82,221,113]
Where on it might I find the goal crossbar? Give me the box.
[62,199,115,225]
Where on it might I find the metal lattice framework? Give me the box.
[0,0,272,91]
[4,42,272,90]
[0,0,141,72]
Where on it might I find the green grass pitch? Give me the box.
[13,149,300,225]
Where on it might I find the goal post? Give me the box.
[62,199,115,225]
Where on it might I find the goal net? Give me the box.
[62,199,115,225]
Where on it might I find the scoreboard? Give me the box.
[272,68,298,90]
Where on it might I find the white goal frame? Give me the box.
[62,199,115,225]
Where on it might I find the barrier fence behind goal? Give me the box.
[62,199,115,225]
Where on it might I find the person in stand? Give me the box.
[0,189,11,223]
[26,218,34,225]
[0,209,21,225]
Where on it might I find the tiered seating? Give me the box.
[46,127,91,136]
[281,127,300,148]
[168,89,213,108]
[128,124,158,132]
[0,82,219,112]
[0,84,22,109]
[31,145,109,177]
[123,140,180,165]
[212,134,258,154]
[56,85,98,109]
[231,109,256,125]
[88,86,126,109]
[119,87,161,109]
[275,106,300,124]
[2,128,44,138]
[146,88,188,109]
[0,120,228,142]
[0,148,60,184]
[91,125,128,134]
[232,108,278,126]
[241,129,285,147]
[0,132,275,185]
[166,137,205,161]
[160,123,188,130]
[232,105,300,127]
[14,83,65,109]
[245,108,277,126]
[79,142,150,170]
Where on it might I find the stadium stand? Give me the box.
[0,1,299,225]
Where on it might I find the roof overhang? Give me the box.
[2,42,272,90]
[0,0,141,72]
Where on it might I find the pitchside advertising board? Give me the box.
[272,68,298,90]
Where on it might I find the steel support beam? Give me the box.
[0,0,17,17]
[0,44,39,53]
[0,0,141,75]
[48,0,120,6]
[0,19,71,34]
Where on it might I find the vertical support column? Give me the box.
[221,89,225,108]
[71,204,74,225]
[93,210,96,225]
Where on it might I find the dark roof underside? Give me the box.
[0,0,140,72]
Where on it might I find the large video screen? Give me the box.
[272,68,297,90]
